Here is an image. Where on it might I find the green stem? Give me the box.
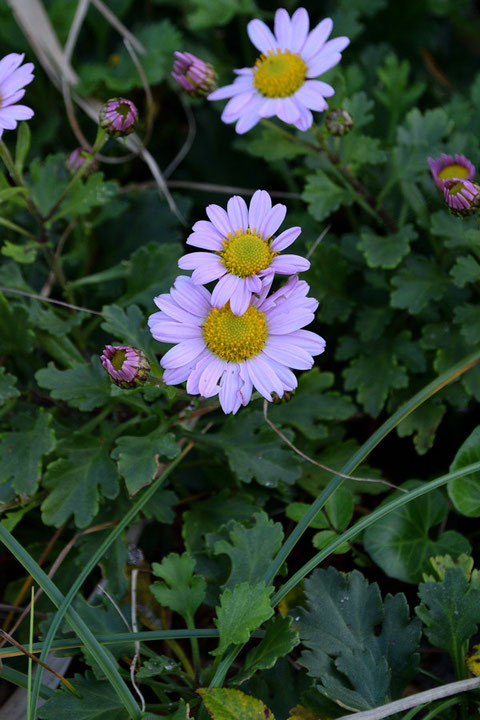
[27,587,34,720]
[0,139,45,231]
[0,217,37,240]
[186,613,201,679]
[27,441,194,718]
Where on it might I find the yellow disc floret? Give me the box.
[253,50,307,98]
[202,304,267,362]
[219,228,276,278]
[438,164,470,182]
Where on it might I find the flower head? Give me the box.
[325,108,353,136]
[467,645,480,677]
[172,52,217,98]
[66,147,98,175]
[443,178,480,216]
[208,8,349,134]
[148,275,325,414]
[99,98,138,137]
[0,53,34,137]
[178,190,310,316]
[428,153,475,192]
[101,345,150,388]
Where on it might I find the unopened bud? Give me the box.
[325,109,353,136]
[443,178,480,217]
[172,52,217,98]
[101,345,150,388]
[66,147,98,175]
[99,98,138,137]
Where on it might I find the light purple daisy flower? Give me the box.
[207,7,349,134]
[443,178,480,217]
[101,345,150,388]
[0,53,34,137]
[427,153,475,192]
[148,274,325,415]
[178,190,310,316]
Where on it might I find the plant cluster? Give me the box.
[0,1,480,720]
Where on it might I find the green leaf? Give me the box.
[206,410,301,488]
[396,400,446,455]
[37,673,130,720]
[390,256,447,314]
[41,434,119,528]
[312,529,350,554]
[454,303,480,345]
[298,568,421,710]
[15,121,31,175]
[416,566,480,656]
[302,172,354,222]
[235,615,299,683]
[101,304,154,357]
[213,582,274,656]
[0,410,55,494]
[52,173,118,223]
[29,302,86,337]
[197,688,275,720]
[213,512,284,589]
[151,552,206,622]
[0,292,34,354]
[325,486,354,531]
[343,347,408,417]
[268,369,356,440]
[123,242,183,308]
[244,129,311,162]
[1,239,37,264]
[450,255,480,287]
[341,134,386,168]
[0,367,20,405]
[363,481,471,583]
[396,108,452,169]
[112,431,179,495]
[35,357,111,411]
[448,426,480,516]
[188,0,254,29]
[285,502,329,530]
[29,153,69,216]
[358,225,416,269]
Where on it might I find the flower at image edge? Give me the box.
[0,53,34,137]
[208,7,349,133]
[148,275,325,415]
[427,152,475,192]
[178,189,310,316]
[443,178,480,216]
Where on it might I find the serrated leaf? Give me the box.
[448,426,480,516]
[35,357,111,411]
[358,225,416,269]
[245,129,311,162]
[454,303,480,345]
[29,302,86,337]
[151,552,206,622]
[416,566,480,654]
[390,256,447,314]
[52,173,118,223]
[450,255,480,287]
[29,153,69,216]
[302,172,354,222]
[396,401,446,455]
[235,615,299,683]
[213,582,274,656]
[343,349,408,417]
[112,431,179,495]
[363,481,471,583]
[197,688,275,720]
[123,241,183,308]
[37,673,129,720]
[0,410,55,494]
[41,434,119,528]
[0,367,20,405]
[213,512,283,589]
[101,304,154,357]
[1,239,37,264]
[0,292,34,354]
[297,567,421,710]
[342,134,386,167]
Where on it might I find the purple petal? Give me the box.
[271,254,311,273]
[229,279,251,316]
[199,357,227,397]
[149,319,202,342]
[206,204,231,236]
[274,9,291,48]
[208,81,251,101]
[186,232,223,251]
[321,36,350,55]
[239,365,253,406]
[290,8,310,53]
[163,364,197,385]
[227,195,249,232]
[246,274,262,292]
[152,294,199,324]
[235,98,263,134]
[307,52,342,78]
[264,357,298,391]
[222,91,256,122]
[294,104,313,131]
[185,354,215,394]
[270,226,301,252]
[161,338,206,369]
[0,54,24,84]
[263,337,314,369]
[219,363,243,413]
[303,78,335,97]
[192,263,226,285]
[248,190,272,231]
[259,203,287,238]
[288,329,326,355]
[178,251,220,270]
[244,356,284,399]
[295,84,329,112]
[170,276,211,316]
[301,18,333,59]
[276,96,300,124]
[247,18,277,53]
[211,273,241,308]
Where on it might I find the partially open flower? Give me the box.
[443,178,480,216]
[428,153,475,192]
[325,108,353,136]
[66,147,98,175]
[172,52,217,98]
[101,345,150,388]
[99,98,138,137]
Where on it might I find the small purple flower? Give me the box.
[99,98,138,137]
[101,345,150,388]
[178,190,310,316]
[148,274,325,415]
[428,153,475,192]
[443,178,480,216]
[172,52,217,98]
[208,7,349,134]
[0,53,34,137]
[66,147,98,175]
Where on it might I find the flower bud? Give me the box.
[443,178,480,217]
[99,98,138,137]
[66,147,98,175]
[325,109,353,136]
[172,52,217,98]
[428,153,475,192]
[101,345,150,388]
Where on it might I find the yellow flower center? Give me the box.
[218,228,276,278]
[438,164,469,182]
[253,50,306,98]
[202,304,267,362]
[111,349,126,370]
[447,181,465,195]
